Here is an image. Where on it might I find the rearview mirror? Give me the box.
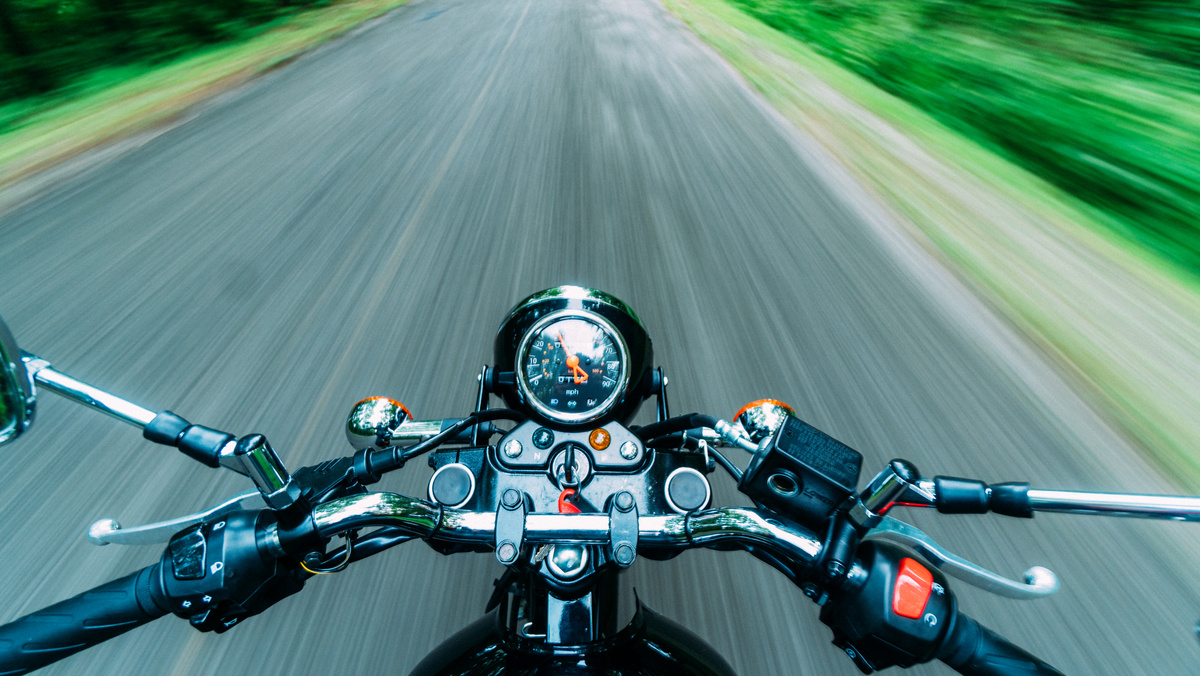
[0,316,36,445]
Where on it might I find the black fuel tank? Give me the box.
[410,602,736,676]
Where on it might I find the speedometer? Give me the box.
[516,311,629,424]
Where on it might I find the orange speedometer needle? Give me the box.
[559,332,588,384]
[566,354,588,384]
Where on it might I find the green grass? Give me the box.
[663,0,1200,488]
[719,0,1200,278]
[0,0,410,190]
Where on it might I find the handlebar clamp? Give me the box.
[495,489,527,565]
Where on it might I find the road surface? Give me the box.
[1,0,1197,672]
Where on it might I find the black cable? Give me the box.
[633,413,720,442]
[367,409,526,476]
[345,527,416,563]
[708,446,744,482]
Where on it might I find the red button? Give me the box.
[892,558,934,619]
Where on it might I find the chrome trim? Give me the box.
[0,326,35,445]
[680,510,824,560]
[392,419,445,445]
[235,436,294,509]
[346,397,411,451]
[515,309,630,425]
[261,522,285,559]
[305,493,824,567]
[663,467,711,514]
[734,400,797,443]
[713,419,759,453]
[1027,489,1200,520]
[503,286,647,333]
[868,516,1058,599]
[427,462,476,509]
[23,353,155,428]
[311,492,445,538]
[503,438,523,458]
[850,461,935,528]
[216,440,248,476]
[546,545,589,580]
[87,489,263,546]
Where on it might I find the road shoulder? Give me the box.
[661,0,1200,489]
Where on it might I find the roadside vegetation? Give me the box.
[663,0,1200,486]
[0,0,334,110]
[721,0,1200,276]
[0,0,407,193]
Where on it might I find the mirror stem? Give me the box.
[21,352,155,428]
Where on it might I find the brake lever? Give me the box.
[866,516,1058,599]
[87,489,264,546]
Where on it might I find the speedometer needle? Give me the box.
[566,354,588,384]
[559,332,589,384]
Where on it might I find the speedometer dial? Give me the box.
[517,312,629,424]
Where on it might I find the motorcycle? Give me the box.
[0,284,1197,675]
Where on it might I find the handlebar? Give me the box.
[0,564,169,675]
[938,612,1065,676]
[295,492,827,568]
[0,488,1063,675]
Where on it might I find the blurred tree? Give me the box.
[0,0,53,93]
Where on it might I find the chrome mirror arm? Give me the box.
[867,516,1058,599]
[1025,489,1200,520]
[87,489,264,546]
[22,352,156,428]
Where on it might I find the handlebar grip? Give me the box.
[144,411,234,468]
[938,611,1064,675]
[0,564,169,674]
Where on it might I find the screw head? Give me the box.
[503,439,523,458]
[497,541,517,564]
[548,545,588,578]
[614,543,635,566]
[619,441,638,460]
[501,489,521,509]
[614,491,634,511]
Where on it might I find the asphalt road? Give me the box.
[1,0,1198,672]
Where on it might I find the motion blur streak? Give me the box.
[0,0,1196,674]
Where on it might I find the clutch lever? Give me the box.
[866,516,1059,599]
[87,489,264,546]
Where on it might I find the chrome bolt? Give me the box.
[547,545,588,579]
[614,543,635,566]
[501,489,521,509]
[503,439,523,458]
[614,491,634,511]
[497,541,518,564]
[619,441,638,460]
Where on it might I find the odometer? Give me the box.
[516,311,629,424]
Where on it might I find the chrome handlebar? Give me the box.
[302,492,825,568]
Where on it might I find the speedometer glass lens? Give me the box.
[519,315,627,423]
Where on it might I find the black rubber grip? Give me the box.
[989,483,1033,518]
[938,612,1063,675]
[935,477,991,514]
[0,564,169,674]
[144,411,233,468]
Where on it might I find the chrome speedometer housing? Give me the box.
[495,286,652,427]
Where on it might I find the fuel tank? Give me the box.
[410,601,736,676]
